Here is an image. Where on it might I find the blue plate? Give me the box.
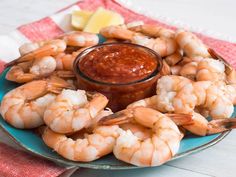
[0,69,233,170]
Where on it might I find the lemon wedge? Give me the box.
[71,10,93,30]
[83,7,124,33]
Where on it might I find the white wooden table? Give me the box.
[0,1,235,177]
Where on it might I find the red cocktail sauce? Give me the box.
[79,44,157,84]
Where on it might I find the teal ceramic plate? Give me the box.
[0,69,232,170]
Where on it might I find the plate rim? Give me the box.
[0,122,230,170]
[0,69,231,170]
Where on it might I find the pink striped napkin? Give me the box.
[0,142,66,177]
[0,0,236,176]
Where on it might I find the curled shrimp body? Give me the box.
[19,41,46,56]
[0,77,71,129]
[5,31,98,83]
[5,62,37,83]
[179,58,226,82]
[127,75,192,112]
[128,75,192,112]
[224,84,236,105]
[132,35,178,57]
[5,39,66,83]
[99,25,177,57]
[55,47,86,71]
[42,125,121,162]
[6,47,85,84]
[128,24,175,38]
[44,89,109,134]
[208,48,236,85]
[99,25,135,41]
[119,123,152,140]
[179,62,198,80]
[60,31,99,47]
[100,107,191,167]
[155,75,192,112]
[182,112,236,136]
[164,51,183,66]
[175,29,210,58]
[5,56,73,83]
[196,58,225,81]
[173,81,234,119]
[128,75,234,119]
[7,39,67,67]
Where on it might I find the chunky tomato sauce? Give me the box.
[79,44,157,84]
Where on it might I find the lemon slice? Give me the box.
[83,7,124,33]
[71,10,93,30]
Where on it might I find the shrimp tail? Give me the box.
[208,48,236,84]
[160,60,171,76]
[99,109,133,125]
[208,48,232,68]
[165,113,194,126]
[52,70,75,78]
[207,118,236,135]
[47,76,74,93]
[4,60,19,68]
[34,126,47,136]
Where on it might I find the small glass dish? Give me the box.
[73,42,163,111]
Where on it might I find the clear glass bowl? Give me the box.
[73,42,163,111]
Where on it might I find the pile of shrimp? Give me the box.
[1,22,236,167]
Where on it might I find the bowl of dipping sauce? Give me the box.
[73,43,163,111]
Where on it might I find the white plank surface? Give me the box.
[0,1,236,177]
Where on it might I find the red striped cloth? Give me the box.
[0,142,65,177]
[0,0,236,176]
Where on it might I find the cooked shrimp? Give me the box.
[208,48,236,84]
[59,31,99,47]
[160,60,171,76]
[129,75,234,119]
[128,24,175,38]
[175,29,210,58]
[182,112,236,136]
[155,75,192,112]
[119,112,193,140]
[178,57,226,82]
[88,108,113,130]
[196,58,226,81]
[224,84,236,105]
[6,46,84,83]
[99,107,191,167]
[0,77,72,129]
[6,39,67,68]
[99,25,135,41]
[128,75,192,112]
[225,68,236,84]
[6,62,36,83]
[174,81,234,119]
[164,51,183,66]
[55,47,86,71]
[19,41,45,56]
[7,31,98,67]
[119,123,152,140]
[170,65,182,75]
[179,62,198,80]
[178,56,204,66]
[132,35,178,57]
[42,125,121,162]
[5,57,74,83]
[170,57,202,77]
[44,89,109,134]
